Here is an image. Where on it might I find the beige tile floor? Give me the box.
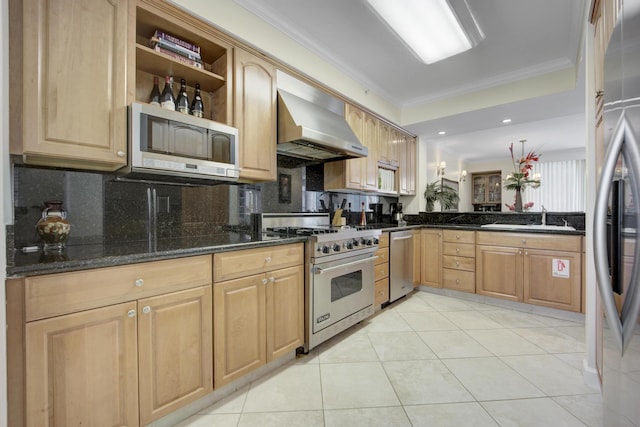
[174,291,606,427]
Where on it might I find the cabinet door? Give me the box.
[398,133,408,194]
[138,286,213,425]
[214,274,266,388]
[363,114,379,190]
[234,48,277,181]
[421,229,442,287]
[413,230,422,286]
[407,136,417,195]
[378,121,390,164]
[343,104,365,189]
[20,0,129,170]
[25,302,139,427]
[266,266,304,361]
[476,245,523,301]
[523,249,582,312]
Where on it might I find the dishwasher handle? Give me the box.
[392,235,412,241]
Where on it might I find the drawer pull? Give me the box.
[522,239,527,244]
[456,248,460,253]
[127,309,136,318]
[456,279,460,284]
[455,261,460,267]
[456,234,461,239]
[269,276,275,283]
[135,279,144,287]
[262,278,268,285]
[142,306,151,314]
[265,256,272,263]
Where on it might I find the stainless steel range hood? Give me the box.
[276,72,367,162]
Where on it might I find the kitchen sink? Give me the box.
[480,223,576,231]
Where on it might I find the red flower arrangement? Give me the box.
[504,140,541,191]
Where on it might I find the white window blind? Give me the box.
[527,160,586,212]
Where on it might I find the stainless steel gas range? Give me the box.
[259,213,381,352]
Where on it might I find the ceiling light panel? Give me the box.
[366,0,482,64]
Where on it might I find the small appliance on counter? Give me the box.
[369,203,383,224]
[390,202,405,226]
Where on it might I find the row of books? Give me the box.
[149,30,203,69]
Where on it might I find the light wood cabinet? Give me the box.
[137,286,213,425]
[413,230,422,286]
[234,48,278,181]
[398,133,417,196]
[213,243,304,387]
[7,255,213,427]
[25,302,139,427]
[476,232,582,310]
[374,232,390,307]
[421,229,443,288]
[442,230,476,293]
[11,0,132,170]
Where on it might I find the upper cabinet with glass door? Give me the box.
[472,171,502,211]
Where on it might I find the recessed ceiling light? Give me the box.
[502,118,512,124]
[438,131,447,135]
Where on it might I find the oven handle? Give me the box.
[314,256,379,275]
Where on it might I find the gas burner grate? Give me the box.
[267,226,338,236]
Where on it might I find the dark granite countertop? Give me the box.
[7,221,585,277]
[7,233,307,277]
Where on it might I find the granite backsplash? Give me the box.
[10,164,398,252]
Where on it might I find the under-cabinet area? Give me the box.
[420,229,584,313]
[6,242,304,427]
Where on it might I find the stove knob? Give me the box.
[345,241,354,250]
[366,239,373,246]
[373,237,380,245]
[360,238,367,246]
[320,245,330,254]
[352,239,359,247]
[332,243,341,252]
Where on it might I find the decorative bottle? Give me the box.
[149,76,161,106]
[190,83,204,118]
[35,200,71,251]
[359,202,367,226]
[175,78,190,114]
[160,75,175,110]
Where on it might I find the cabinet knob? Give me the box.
[456,248,460,253]
[456,234,461,239]
[518,250,522,255]
[265,256,272,263]
[525,251,529,256]
[135,278,144,287]
[455,261,460,267]
[456,279,460,284]
[262,278,268,285]
[521,239,526,244]
[269,276,275,283]
[127,309,136,318]
[117,151,126,157]
[142,306,151,314]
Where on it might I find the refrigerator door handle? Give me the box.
[594,111,640,354]
[620,118,640,353]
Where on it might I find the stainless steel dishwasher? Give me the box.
[390,230,414,302]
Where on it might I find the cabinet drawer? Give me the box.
[443,242,475,258]
[476,231,581,252]
[378,232,389,248]
[374,262,389,281]
[24,255,212,322]
[443,255,475,272]
[443,269,475,293]
[375,247,389,265]
[214,243,303,282]
[375,278,389,305]
[443,229,475,244]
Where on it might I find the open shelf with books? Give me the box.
[134,0,233,125]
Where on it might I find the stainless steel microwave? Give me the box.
[124,102,240,183]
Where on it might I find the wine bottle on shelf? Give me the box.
[175,78,190,114]
[149,76,161,106]
[160,75,175,111]
[190,83,204,118]
[359,202,367,226]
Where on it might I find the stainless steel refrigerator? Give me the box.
[594,0,640,423]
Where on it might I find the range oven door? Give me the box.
[311,251,376,333]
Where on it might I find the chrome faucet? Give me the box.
[541,205,547,226]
